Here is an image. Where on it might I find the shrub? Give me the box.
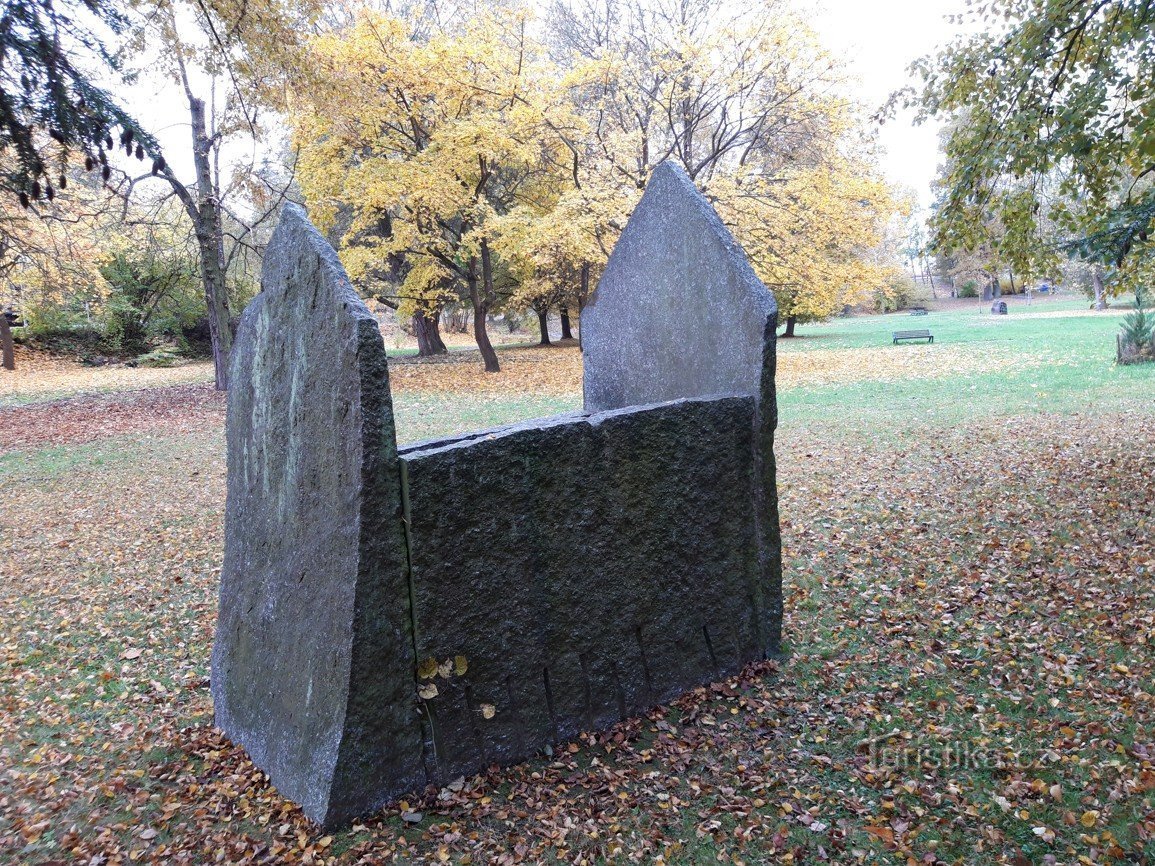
[99,251,204,352]
[132,345,183,367]
[872,273,918,313]
[1118,288,1155,363]
[958,280,979,298]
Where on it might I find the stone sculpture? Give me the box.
[212,162,781,827]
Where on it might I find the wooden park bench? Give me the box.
[909,307,929,316]
[892,329,934,345]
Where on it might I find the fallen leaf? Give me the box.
[864,825,895,847]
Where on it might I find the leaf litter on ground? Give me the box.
[0,345,1153,865]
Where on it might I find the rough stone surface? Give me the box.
[582,158,782,663]
[583,161,778,413]
[211,204,423,827]
[399,397,768,781]
[214,164,782,828]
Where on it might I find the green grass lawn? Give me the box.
[1,299,1153,865]
[776,297,1155,432]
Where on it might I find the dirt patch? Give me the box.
[0,384,225,451]
[0,347,215,406]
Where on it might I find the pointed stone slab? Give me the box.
[211,204,424,827]
[583,161,782,655]
[583,161,778,413]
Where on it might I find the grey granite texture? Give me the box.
[582,160,778,414]
[400,396,770,781]
[211,204,424,827]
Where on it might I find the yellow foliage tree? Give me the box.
[493,180,631,343]
[292,0,906,368]
[549,0,905,336]
[713,151,905,335]
[292,8,583,370]
[0,171,113,326]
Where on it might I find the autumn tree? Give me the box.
[93,0,317,389]
[494,182,619,344]
[293,7,582,372]
[0,164,210,365]
[0,170,107,368]
[0,0,163,371]
[295,0,902,356]
[549,0,903,336]
[902,0,1155,285]
[0,162,119,292]
[0,0,314,379]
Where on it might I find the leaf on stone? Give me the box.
[479,703,496,719]
[417,657,439,680]
[437,659,453,679]
[454,655,468,676]
[418,683,438,700]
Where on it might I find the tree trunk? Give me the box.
[413,310,447,356]
[559,306,573,340]
[188,95,233,390]
[783,316,797,338]
[1008,269,1017,295]
[1092,267,1107,310]
[470,249,500,373]
[537,308,551,345]
[0,315,14,371]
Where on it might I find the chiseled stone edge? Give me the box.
[211,204,424,827]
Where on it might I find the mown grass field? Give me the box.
[1,296,1153,865]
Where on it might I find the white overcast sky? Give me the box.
[808,0,965,209]
[121,0,967,210]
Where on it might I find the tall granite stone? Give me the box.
[211,204,424,827]
[583,160,781,654]
[583,160,778,415]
